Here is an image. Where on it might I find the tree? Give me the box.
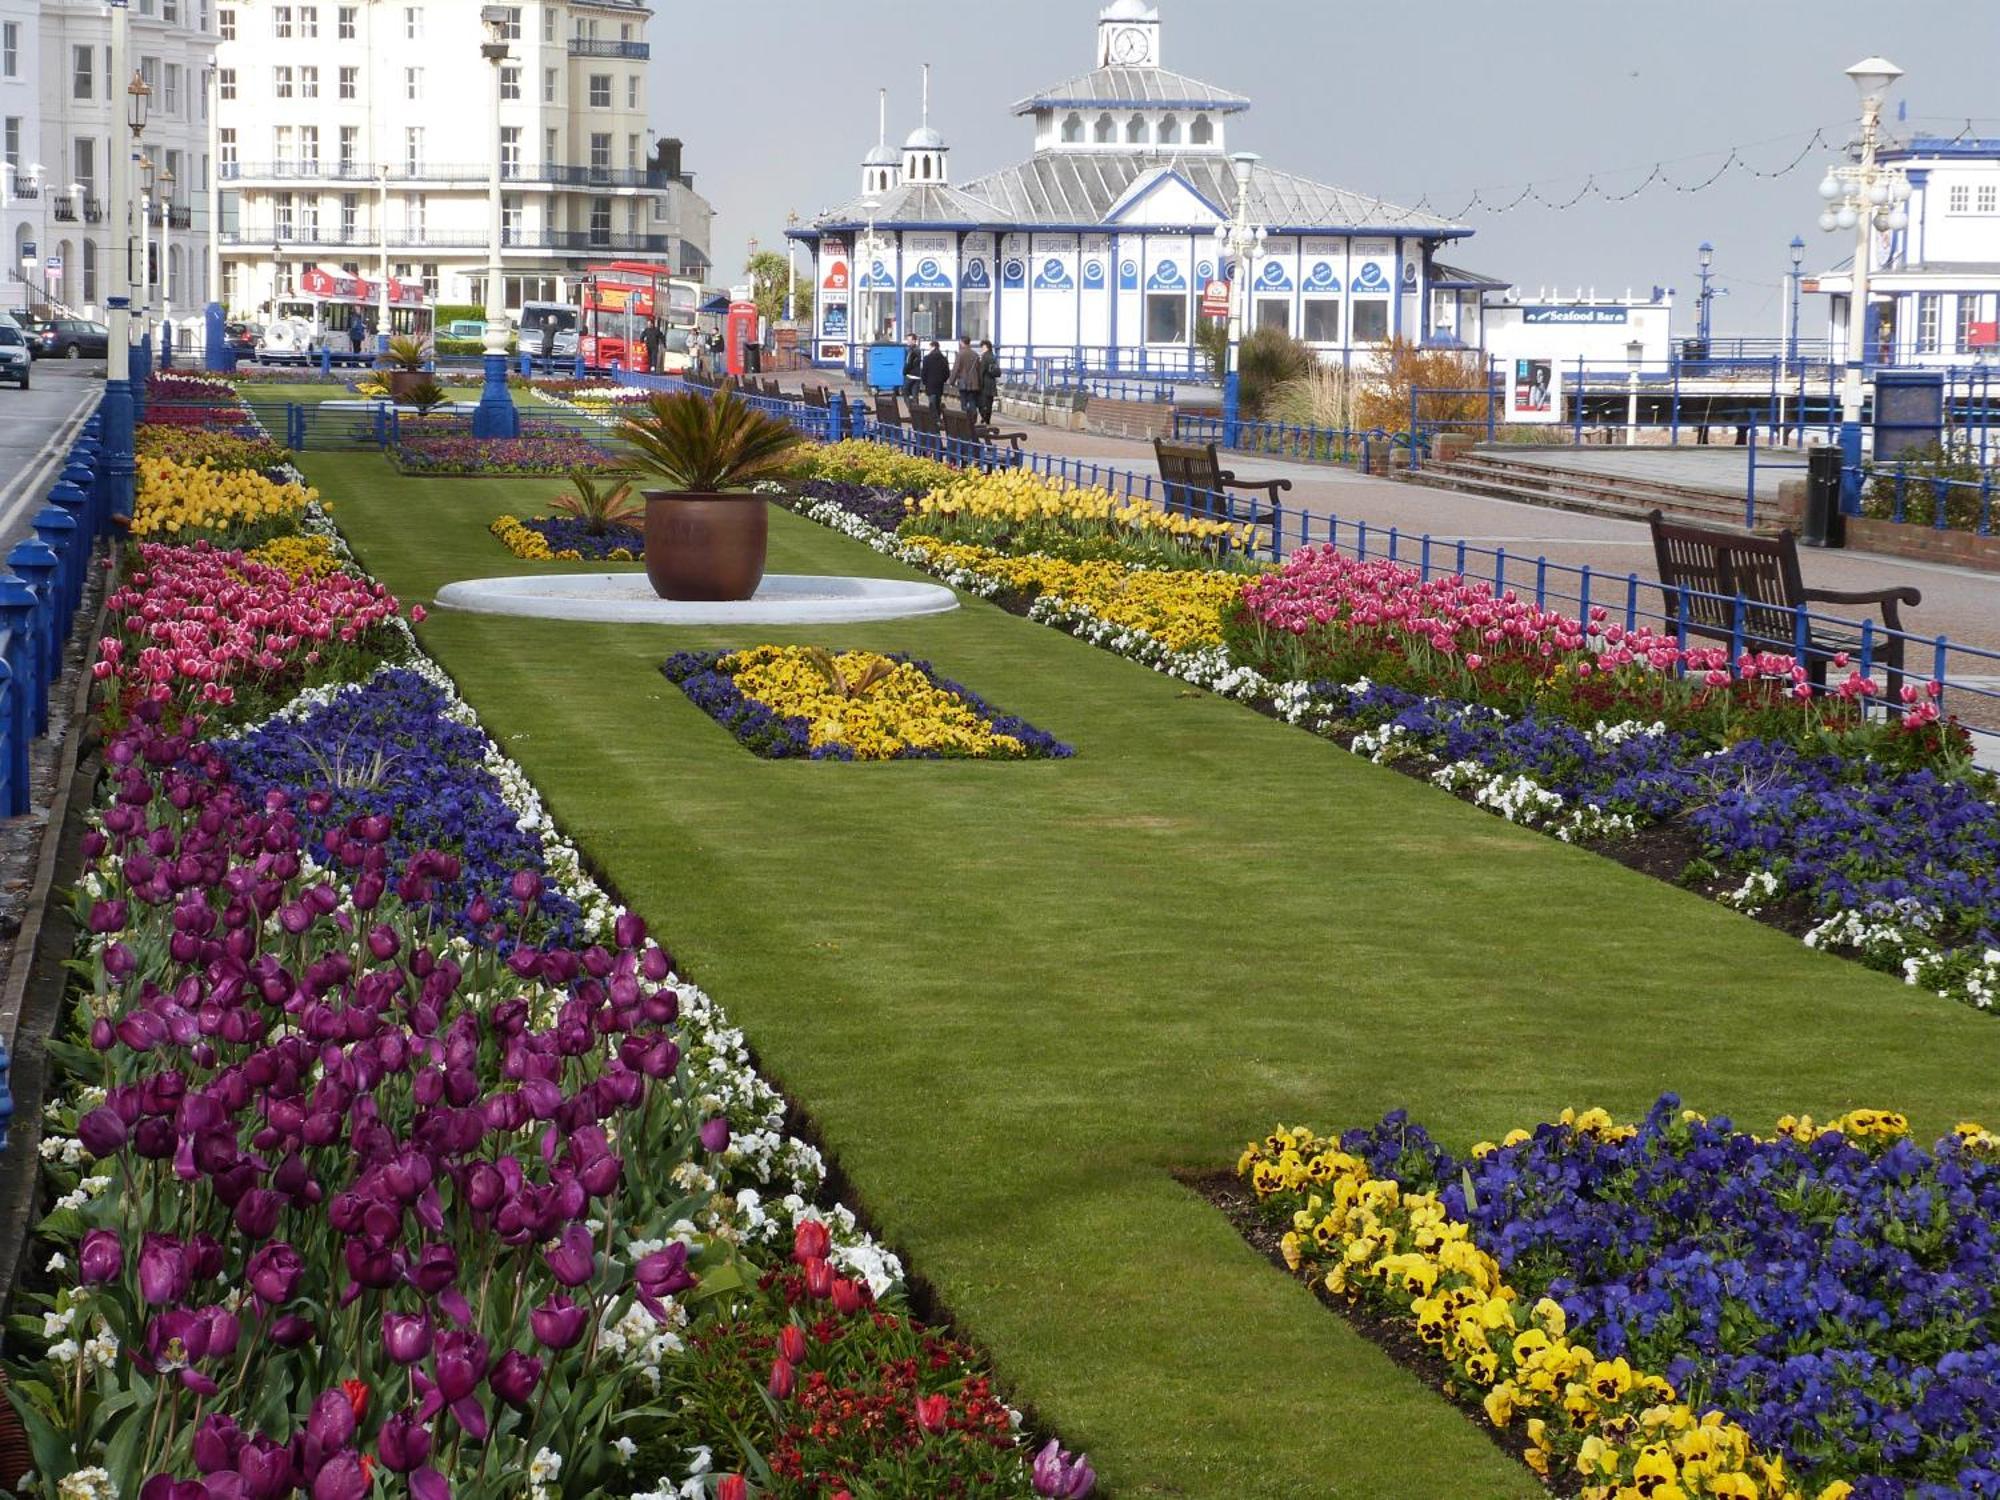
[745,249,814,328]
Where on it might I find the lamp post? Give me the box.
[1695,241,1715,349]
[1816,55,1909,510]
[101,0,141,528]
[859,194,881,352]
[158,168,176,366]
[138,154,154,332]
[473,5,520,437]
[1212,150,1266,449]
[785,210,800,324]
[1787,234,1805,370]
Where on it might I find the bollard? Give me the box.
[0,573,37,797]
[0,1036,13,1152]
[0,657,15,819]
[32,507,80,630]
[7,541,58,737]
[319,346,333,377]
[49,483,91,610]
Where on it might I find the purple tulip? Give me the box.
[1032,1439,1097,1498]
[87,899,129,934]
[192,1413,244,1474]
[138,1234,192,1305]
[269,1313,315,1348]
[543,1224,596,1287]
[488,1348,542,1411]
[699,1117,731,1153]
[306,1387,356,1452]
[382,1311,433,1365]
[634,1242,698,1322]
[77,1106,129,1156]
[201,1306,242,1360]
[376,1410,432,1473]
[310,1452,367,1500]
[508,869,542,908]
[246,1242,303,1305]
[232,1189,283,1241]
[529,1293,588,1351]
[79,1229,124,1285]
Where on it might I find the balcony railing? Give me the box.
[8,183,39,200]
[566,38,649,58]
[222,162,672,189]
[149,204,195,230]
[50,197,105,223]
[222,228,675,254]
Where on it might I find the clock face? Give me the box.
[1112,25,1150,64]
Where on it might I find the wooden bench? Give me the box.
[905,404,945,457]
[1646,509,1921,701]
[1152,438,1291,525]
[872,392,904,428]
[941,409,1027,468]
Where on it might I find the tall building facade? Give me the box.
[9,0,216,321]
[215,0,711,318]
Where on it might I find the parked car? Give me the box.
[447,319,487,340]
[226,321,263,355]
[0,324,30,388]
[36,318,109,360]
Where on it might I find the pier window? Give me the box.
[1981,185,1999,214]
[1957,294,1988,353]
[1094,113,1115,144]
[1157,115,1180,146]
[907,289,952,341]
[1254,296,1289,335]
[1125,114,1147,145]
[1915,294,1939,354]
[1948,184,1970,214]
[1351,297,1388,343]
[1190,114,1213,146]
[1301,296,1340,343]
[1061,113,1084,144]
[1146,284,1187,343]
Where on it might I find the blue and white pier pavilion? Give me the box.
[792,0,1495,379]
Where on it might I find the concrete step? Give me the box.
[1399,460,1775,533]
[1457,448,1772,509]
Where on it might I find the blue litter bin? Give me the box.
[866,343,907,393]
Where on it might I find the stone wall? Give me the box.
[1842,517,2000,571]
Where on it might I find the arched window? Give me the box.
[919,155,933,180]
[1094,112,1115,144]
[1157,115,1180,146]
[82,237,98,302]
[1061,112,1083,144]
[1125,114,1147,144]
[1190,114,1213,146]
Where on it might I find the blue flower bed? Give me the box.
[1347,1098,2000,1498]
[1318,680,2000,994]
[217,669,585,944]
[518,514,644,559]
[661,650,1076,761]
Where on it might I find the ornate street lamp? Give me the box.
[473,4,521,436]
[1211,151,1266,448]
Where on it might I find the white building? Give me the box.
[792,0,1495,375]
[17,0,216,322]
[1810,134,2000,370]
[214,0,711,320]
[1482,287,1676,375]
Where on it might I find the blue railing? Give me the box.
[1851,460,1998,534]
[1173,411,1413,472]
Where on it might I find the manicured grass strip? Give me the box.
[303,450,2000,1500]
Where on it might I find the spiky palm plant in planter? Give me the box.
[618,391,803,601]
[549,470,642,537]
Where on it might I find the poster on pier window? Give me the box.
[1509,358,1560,423]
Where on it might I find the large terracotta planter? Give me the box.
[642,491,769,601]
[386,369,425,403]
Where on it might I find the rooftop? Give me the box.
[1012,65,1250,116]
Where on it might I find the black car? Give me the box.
[35,318,109,360]
[226,321,262,355]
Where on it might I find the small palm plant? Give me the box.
[617,390,803,493]
[404,377,449,413]
[383,336,428,372]
[549,469,641,536]
[801,647,897,700]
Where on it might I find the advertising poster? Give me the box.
[1510,357,1559,423]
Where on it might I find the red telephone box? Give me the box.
[724,299,759,377]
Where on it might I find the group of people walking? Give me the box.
[905,334,1000,424]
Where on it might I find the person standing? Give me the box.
[640,318,665,373]
[978,340,1001,424]
[950,335,981,417]
[920,339,949,418]
[903,334,922,402]
[348,312,365,354]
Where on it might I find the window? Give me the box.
[619,21,630,39]
[3,21,17,77]
[1145,290,1186,343]
[543,68,557,103]
[627,132,639,169]
[1093,113,1114,144]
[274,66,293,98]
[338,125,358,171]
[1060,112,1083,144]
[275,191,293,237]
[542,7,555,42]
[340,192,357,238]
[3,117,18,172]
[544,126,557,166]
[1351,299,1389,342]
[1949,184,1971,214]
[1254,299,1289,334]
[299,65,317,99]
[1191,114,1213,146]
[299,5,317,37]
[1301,297,1341,343]
[626,74,638,109]
[299,195,319,240]
[339,66,357,99]
[338,5,356,39]
[502,192,521,240]
[501,66,521,100]
[219,128,236,172]
[273,125,292,164]
[73,45,93,100]
[82,239,97,302]
[421,263,438,299]
[197,153,208,190]
[404,127,422,174]
[408,193,425,237]
[164,64,180,114]
[500,126,521,177]
[1915,293,1940,354]
[218,7,235,39]
[588,75,611,107]
[403,6,419,39]
[272,5,291,38]
[74,138,95,191]
[404,67,421,101]
[589,196,611,245]
[499,6,521,39]
[1126,114,1146,144]
[219,67,236,100]
[299,125,319,169]
[589,132,610,176]
[1958,294,1987,352]
[1157,115,1180,145]
[1981,185,1999,214]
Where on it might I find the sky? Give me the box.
[647,0,1998,337]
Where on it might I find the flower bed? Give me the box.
[907,470,1259,568]
[490,513,642,562]
[132,453,317,543]
[663,647,1074,761]
[393,435,628,476]
[1236,1099,2000,1499]
[135,426,291,472]
[786,439,957,494]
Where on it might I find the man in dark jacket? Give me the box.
[950,336,982,416]
[903,335,923,401]
[640,319,665,372]
[919,340,950,417]
[977,340,1001,423]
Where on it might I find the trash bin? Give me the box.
[1680,338,1709,364]
[1802,444,1844,549]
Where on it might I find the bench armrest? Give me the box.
[1800,585,1922,609]
[1216,473,1294,500]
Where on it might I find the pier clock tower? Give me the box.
[1097,0,1162,68]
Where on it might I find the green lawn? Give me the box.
[301,448,2000,1499]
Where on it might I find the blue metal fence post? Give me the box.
[1745,426,1758,529]
[3,547,54,736]
[0,656,17,818]
[31,508,79,634]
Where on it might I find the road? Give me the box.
[0,361,101,553]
